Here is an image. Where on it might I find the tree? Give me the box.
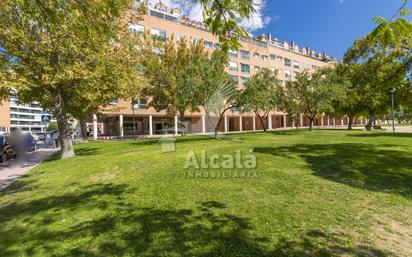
[141,36,230,134]
[284,68,341,131]
[279,87,301,129]
[197,0,256,51]
[343,0,412,130]
[46,122,58,132]
[0,0,143,158]
[241,69,281,132]
[203,78,240,138]
[330,63,367,130]
[141,37,204,131]
[0,0,256,158]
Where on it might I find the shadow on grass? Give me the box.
[74,147,101,156]
[254,143,412,198]
[350,132,412,138]
[269,129,307,135]
[0,182,391,257]
[127,135,214,147]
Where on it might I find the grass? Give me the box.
[0,130,411,257]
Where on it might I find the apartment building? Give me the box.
[0,96,53,133]
[89,2,365,138]
[0,100,10,133]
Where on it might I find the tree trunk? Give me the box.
[257,115,267,132]
[348,116,353,130]
[80,119,88,140]
[214,115,224,138]
[213,107,231,138]
[365,117,373,130]
[309,118,313,131]
[53,87,75,158]
[179,113,186,135]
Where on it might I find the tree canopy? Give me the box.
[0,0,143,158]
[241,69,282,131]
[283,68,342,131]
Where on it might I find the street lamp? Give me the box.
[131,98,137,137]
[389,88,396,132]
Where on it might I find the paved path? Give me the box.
[0,148,59,190]
[392,126,412,133]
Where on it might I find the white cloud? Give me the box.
[148,0,273,31]
[238,0,274,31]
[338,0,345,4]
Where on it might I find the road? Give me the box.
[0,147,59,190]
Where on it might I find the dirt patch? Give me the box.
[369,207,412,257]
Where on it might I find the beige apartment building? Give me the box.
[0,100,11,133]
[87,2,365,138]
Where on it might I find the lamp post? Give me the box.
[389,88,396,132]
[131,98,137,137]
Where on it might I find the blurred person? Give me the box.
[51,131,59,148]
[10,129,26,167]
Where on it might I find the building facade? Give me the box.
[0,100,10,133]
[89,2,365,138]
[0,97,53,133]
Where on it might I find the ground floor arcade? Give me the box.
[86,113,367,139]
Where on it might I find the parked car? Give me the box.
[35,132,46,142]
[0,134,16,163]
[24,133,37,152]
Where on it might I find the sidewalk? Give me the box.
[0,148,59,190]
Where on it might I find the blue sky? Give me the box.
[253,0,412,59]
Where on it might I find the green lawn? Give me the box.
[1,130,411,257]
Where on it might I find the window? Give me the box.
[253,53,260,59]
[241,63,250,73]
[241,77,249,84]
[191,37,198,45]
[270,54,276,61]
[149,10,165,19]
[241,50,249,60]
[204,41,213,49]
[151,28,166,40]
[278,79,284,85]
[177,34,185,41]
[110,99,119,105]
[284,58,291,67]
[261,55,268,61]
[133,98,148,110]
[294,71,300,79]
[231,106,239,113]
[254,66,260,72]
[285,70,291,78]
[231,75,239,83]
[164,14,178,23]
[277,56,283,62]
[228,61,238,72]
[293,61,300,69]
[129,24,144,34]
[214,43,221,49]
[229,49,238,58]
